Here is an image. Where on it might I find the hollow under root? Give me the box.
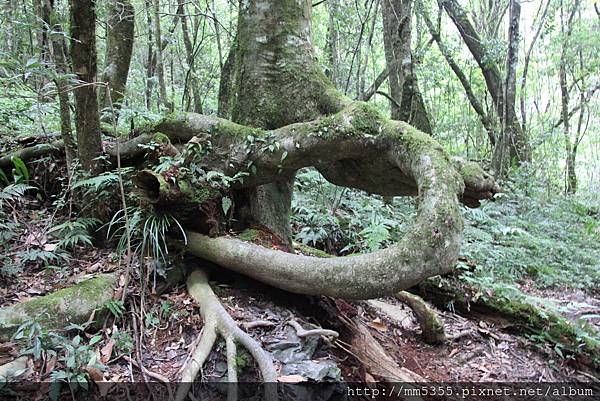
[396,291,446,344]
[176,269,278,401]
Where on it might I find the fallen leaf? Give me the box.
[449,348,459,358]
[43,243,58,252]
[100,339,115,364]
[278,375,306,383]
[85,367,104,383]
[368,318,388,332]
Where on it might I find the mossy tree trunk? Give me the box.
[69,0,103,175]
[99,0,134,122]
[227,0,344,246]
[382,0,432,134]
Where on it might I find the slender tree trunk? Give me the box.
[152,0,171,111]
[69,0,103,175]
[178,0,202,113]
[217,44,235,118]
[144,0,155,110]
[442,0,529,174]
[41,0,76,165]
[382,0,405,120]
[492,0,521,176]
[520,0,550,133]
[382,0,432,133]
[326,0,340,88]
[99,0,134,121]
[559,0,581,194]
[419,5,496,146]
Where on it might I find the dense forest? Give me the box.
[0,0,599,399]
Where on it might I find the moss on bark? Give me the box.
[0,274,116,341]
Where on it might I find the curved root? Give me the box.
[176,269,277,401]
[288,320,339,339]
[395,291,446,344]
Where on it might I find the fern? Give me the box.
[49,218,100,249]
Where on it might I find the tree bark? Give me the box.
[69,0,103,175]
[228,0,346,245]
[492,0,521,176]
[99,0,135,121]
[40,0,76,165]
[382,0,432,134]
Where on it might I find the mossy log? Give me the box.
[413,276,600,368]
[0,274,116,341]
[0,140,65,170]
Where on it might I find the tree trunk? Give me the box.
[559,0,581,194]
[69,0,103,175]
[229,0,345,246]
[178,0,203,114]
[492,0,521,176]
[419,5,496,146]
[382,0,432,134]
[441,0,529,173]
[99,0,134,122]
[40,0,76,165]
[152,0,172,111]
[326,0,340,88]
[144,0,155,109]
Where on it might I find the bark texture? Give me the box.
[69,0,103,174]
[228,0,346,245]
[382,0,432,134]
[99,0,135,120]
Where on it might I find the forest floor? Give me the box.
[0,158,599,400]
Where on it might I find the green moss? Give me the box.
[0,274,116,340]
[349,102,385,136]
[152,132,171,144]
[238,229,260,242]
[293,242,334,258]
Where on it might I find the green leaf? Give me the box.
[222,196,232,215]
[11,156,29,182]
[89,335,102,346]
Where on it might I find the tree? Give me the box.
[440,0,529,176]
[69,0,102,175]
[381,0,432,133]
[99,0,135,121]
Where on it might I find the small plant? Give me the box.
[13,321,106,400]
[104,299,125,319]
[48,217,100,249]
[160,300,174,319]
[112,331,134,355]
[145,312,160,329]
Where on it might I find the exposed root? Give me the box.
[287,320,339,339]
[395,291,446,344]
[347,318,425,382]
[176,269,277,401]
[242,320,277,330]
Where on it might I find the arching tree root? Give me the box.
[176,269,278,401]
[395,291,446,344]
